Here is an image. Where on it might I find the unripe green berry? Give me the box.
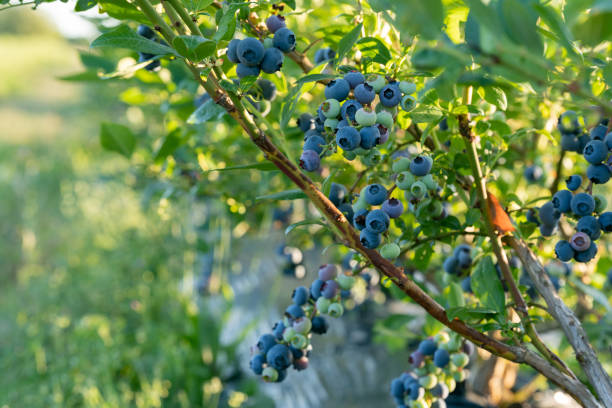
[362,149,382,166]
[376,110,394,129]
[355,108,377,126]
[452,369,467,382]
[337,274,356,290]
[343,150,357,161]
[262,366,279,382]
[324,118,339,131]
[434,331,450,344]
[594,194,607,213]
[322,99,341,118]
[446,337,462,352]
[366,74,385,92]
[316,297,331,313]
[419,374,438,389]
[353,147,368,156]
[293,317,312,334]
[283,327,296,342]
[399,81,417,94]
[411,181,427,198]
[303,304,314,316]
[392,157,411,173]
[451,352,469,368]
[400,95,416,112]
[397,171,416,190]
[445,377,456,392]
[413,400,428,408]
[327,302,344,318]
[421,174,438,190]
[415,367,428,377]
[380,242,401,260]
[290,333,308,348]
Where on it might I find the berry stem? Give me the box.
[165,0,203,36]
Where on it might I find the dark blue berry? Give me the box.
[599,212,612,232]
[137,25,156,39]
[417,339,437,356]
[310,279,324,299]
[433,348,450,368]
[605,132,612,150]
[539,201,560,226]
[443,256,461,274]
[299,150,320,172]
[336,126,360,151]
[555,240,575,262]
[590,124,607,141]
[359,126,380,149]
[297,113,313,132]
[250,353,266,375]
[526,208,540,225]
[226,38,241,63]
[354,83,376,104]
[292,286,309,305]
[379,84,401,107]
[354,208,369,231]
[586,163,611,184]
[565,175,582,191]
[552,189,572,213]
[254,79,277,100]
[382,198,404,218]
[363,184,387,205]
[322,280,339,299]
[311,316,329,334]
[314,48,335,64]
[558,111,580,134]
[408,382,424,400]
[257,334,277,354]
[328,183,348,206]
[409,155,433,176]
[577,215,601,240]
[340,99,362,123]
[583,140,608,164]
[285,304,305,319]
[260,47,284,73]
[303,134,326,154]
[365,209,390,233]
[324,78,350,101]
[272,27,296,52]
[540,223,556,236]
[390,378,405,399]
[524,165,543,182]
[265,15,286,33]
[561,134,580,152]
[359,229,381,249]
[461,276,472,293]
[343,71,365,89]
[237,37,264,66]
[272,321,285,340]
[236,63,260,78]
[266,344,292,370]
[571,193,595,216]
[338,203,354,224]
[574,242,598,262]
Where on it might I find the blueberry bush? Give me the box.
[5,0,612,406]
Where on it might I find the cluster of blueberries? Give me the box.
[297,71,418,172]
[442,243,472,274]
[249,264,355,382]
[226,15,295,79]
[390,332,472,408]
[136,25,166,71]
[528,111,612,263]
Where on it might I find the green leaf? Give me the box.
[79,51,115,73]
[98,0,149,24]
[283,0,296,9]
[213,5,238,42]
[336,23,363,62]
[172,35,216,60]
[533,3,581,60]
[285,219,326,235]
[187,98,226,124]
[356,37,391,65]
[471,256,506,316]
[75,0,97,12]
[295,73,336,86]
[154,129,185,164]
[99,122,136,158]
[183,0,213,12]
[447,306,498,322]
[446,283,465,309]
[204,162,277,173]
[91,25,177,56]
[256,189,307,201]
[497,0,543,55]
[571,278,612,312]
[483,87,508,111]
[384,0,444,40]
[409,106,443,123]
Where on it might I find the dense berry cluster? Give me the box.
[249,264,355,382]
[136,25,166,71]
[297,71,418,172]
[390,332,472,408]
[530,111,612,263]
[226,15,294,78]
[442,244,472,276]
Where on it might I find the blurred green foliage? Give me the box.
[0,9,270,408]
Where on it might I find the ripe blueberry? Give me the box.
[359,229,381,249]
[354,83,376,104]
[260,47,284,73]
[577,215,601,240]
[324,78,350,101]
[433,348,450,368]
[314,48,335,64]
[571,193,596,216]
[382,198,404,218]
[574,242,598,262]
[583,140,608,164]
[336,126,361,151]
[272,27,296,52]
[265,15,286,33]
[555,240,575,262]
[266,344,292,370]
[586,163,611,184]
[363,184,388,205]
[410,155,433,176]
[299,149,320,172]
[539,201,560,226]
[565,174,582,191]
[552,189,572,213]
[379,84,401,107]
[292,286,309,305]
[343,71,365,89]
[236,63,260,78]
[340,99,363,123]
[599,212,612,232]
